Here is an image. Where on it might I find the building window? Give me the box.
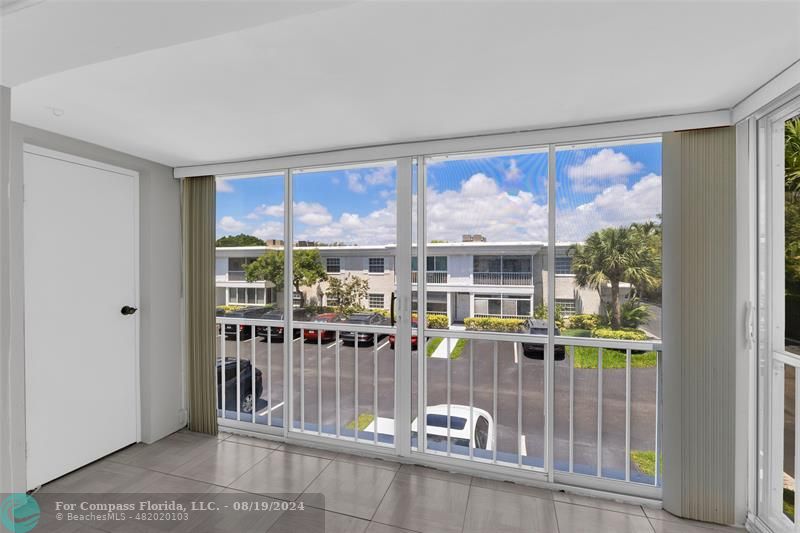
[326,295,339,307]
[474,294,531,318]
[555,257,573,275]
[427,256,448,272]
[412,291,448,315]
[228,287,266,305]
[556,298,576,316]
[368,293,385,308]
[326,257,341,273]
[368,257,385,273]
[293,291,302,307]
[228,256,259,281]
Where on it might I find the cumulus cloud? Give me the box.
[504,159,522,182]
[346,166,393,193]
[347,172,367,193]
[567,148,645,193]
[218,216,246,233]
[216,178,235,193]
[253,221,283,241]
[247,201,331,225]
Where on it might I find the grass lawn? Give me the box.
[345,412,375,431]
[561,328,592,337]
[785,488,795,521]
[572,346,658,369]
[426,338,468,359]
[630,450,661,477]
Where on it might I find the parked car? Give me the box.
[216,357,263,414]
[338,313,389,346]
[304,312,340,343]
[255,308,314,340]
[521,318,566,360]
[365,404,494,451]
[222,306,272,340]
[388,319,418,350]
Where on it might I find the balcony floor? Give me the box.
[38,429,742,533]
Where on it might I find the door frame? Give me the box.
[22,144,142,452]
[755,96,800,532]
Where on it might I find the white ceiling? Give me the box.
[5,1,800,167]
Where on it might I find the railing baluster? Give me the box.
[517,339,522,467]
[236,325,241,421]
[300,328,305,432]
[318,332,322,436]
[220,325,225,418]
[447,338,452,456]
[469,340,474,461]
[374,337,378,445]
[794,364,799,526]
[569,345,574,473]
[625,347,631,482]
[597,347,603,477]
[354,333,359,441]
[493,340,498,463]
[251,325,256,423]
[336,331,341,438]
[267,327,272,427]
[655,350,661,487]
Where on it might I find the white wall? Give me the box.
[2,122,183,491]
[448,255,472,284]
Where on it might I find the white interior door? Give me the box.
[23,145,139,490]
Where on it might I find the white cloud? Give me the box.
[216,178,235,193]
[364,166,393,186]
[218,216,246,233]
[253,221,283,241]
[504,159,522,182]
[293,201,332,226]
[567,148,644,192]
[347,172,366,193]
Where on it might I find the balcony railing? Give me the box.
[411,271,448,284]
[473,271,533,286]
[227,271,246,281]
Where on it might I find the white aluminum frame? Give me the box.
[213,134,665,501]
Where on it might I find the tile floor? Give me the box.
[35,430,744,533]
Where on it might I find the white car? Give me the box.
[365,404,494,451]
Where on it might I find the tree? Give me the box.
[570,225,660,330]
[216,233,265,247]
[244,249,327,307]
[325,275,370,315]
[786,117,800,199]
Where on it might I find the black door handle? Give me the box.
[121,306,138,316]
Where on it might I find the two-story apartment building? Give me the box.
[216,241,624,324]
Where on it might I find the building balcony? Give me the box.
[473,272,533,286]
[411,271,448,284]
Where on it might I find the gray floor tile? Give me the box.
[39,459,152,493]
[470,476,554,500]
[122,432,219,473]
[224,433,283,449]
[555,502,654,533]
[126,470,221,493]
[172,440,272,486]
[303,460,397,519]
[366,523,421,533]
[335,452,401,471]
[372,473,471,533]
[277,442,340,460]
[267,507,369,533]
[554,491,647,516]
[463,485,558,533]
[397,464,472,485]
[229,449,331,498]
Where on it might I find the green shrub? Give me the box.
[534,303,565,329]
[370,308,390,318]
[591,327,648,341]
[598,298,653,329]
[567,314,599,330]
[412,313,449,329]
[217,305,244,314]
[464,317,526,333]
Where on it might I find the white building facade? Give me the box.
[215,242,621,324]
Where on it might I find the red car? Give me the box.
[304,313,340,343]
[389,320,418,350]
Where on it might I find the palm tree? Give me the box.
[570,225,660,330]
[786,117,800,198]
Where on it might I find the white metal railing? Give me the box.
[772,351,800,528]
[411,271,448,284]
[473,272,533,286]
[414,333,661,490]
[216,316,396,446]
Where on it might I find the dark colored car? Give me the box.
[255,308,315,340]
[304,312,340,343]
[222,306,272,339]
[388,319,418,350]
[521,319,566,360]
[339,313,389,346]
[217,357,263,414]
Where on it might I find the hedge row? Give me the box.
[464,317,526,333]
[567,314,600,330]
[591,327,648,341]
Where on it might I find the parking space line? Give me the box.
[376,340,390,351]
[326,341,339,350]
[520,435,527,456]
[257,401,285,416]
[514,342,519,364]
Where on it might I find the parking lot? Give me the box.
[217,328,657,482]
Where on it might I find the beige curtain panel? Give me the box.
[182,175,218,435]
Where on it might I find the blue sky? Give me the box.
[216,140,662,244]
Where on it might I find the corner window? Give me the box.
[368,293,385,308]
[326,257,341,273]
[554,257,573,275]
[368,257,385,273]
[555,298,576,316]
